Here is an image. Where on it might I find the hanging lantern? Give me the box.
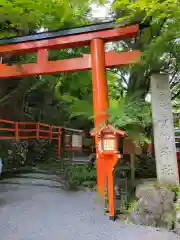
[91,124,126,155]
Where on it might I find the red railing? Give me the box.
[0,119,63,158]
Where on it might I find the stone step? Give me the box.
[30,167,63,175]
[0,174,64,188]
[19,173,62,181]
[72,157,90,164]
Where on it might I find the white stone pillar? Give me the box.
[151,74,179,185]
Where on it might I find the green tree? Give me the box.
[0,0,96,170]
[113,0,180,100]
[0,0,92,122]
[86,0,180,145]
[0,0,90,36]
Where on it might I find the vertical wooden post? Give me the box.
[36,123,40,140]
[49,126,52,141]
[130,154,135,182]
[107,170,115,221]
[37,49,48,65]
[91,38,109,195]
[15,122,19,140]
[57,127,61,159]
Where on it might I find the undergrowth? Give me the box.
[64,164,96,190]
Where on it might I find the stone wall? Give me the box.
[128,182,176,230]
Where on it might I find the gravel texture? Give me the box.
[0,175,179,240]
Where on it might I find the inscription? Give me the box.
[161,164,175,177]
[151,75,178,184]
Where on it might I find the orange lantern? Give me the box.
[91,124,126,156]
[90,123,126,221]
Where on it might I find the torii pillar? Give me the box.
[91,39,109,195]
[151,74,179,185]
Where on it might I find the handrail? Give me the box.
[0,119,63,158]
[0,119,15,124]
[0,119,84,159]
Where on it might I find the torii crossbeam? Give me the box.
[0,21,141,219]
[0,22,140,78]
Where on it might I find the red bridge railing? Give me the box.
[0,119,62,158]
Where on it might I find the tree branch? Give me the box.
[172,88,180,100]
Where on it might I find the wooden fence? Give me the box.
[0,119,62,158]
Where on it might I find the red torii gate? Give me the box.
[0,21,140,217]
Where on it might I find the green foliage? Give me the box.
[125,200,137,213]
[109,94,151,144]
[114,0,180,94]
[107,70,127,99]
[0,140,28,170]
[0,0,93,124]
[113,0,179,23]
[64,164,96,190]
[94,0,180,104]
[0,0,94,169]
[154,183,180,193]
[0,0,90,36]
[55,71,93,119]
[1,0,179,174]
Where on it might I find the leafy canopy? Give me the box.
[0,0,90,37]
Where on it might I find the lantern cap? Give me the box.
[90,124,127,137]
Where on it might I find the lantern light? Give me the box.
[90,124,126,155]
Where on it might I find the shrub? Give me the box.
[64,164,96,190]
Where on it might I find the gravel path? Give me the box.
[0,175,179,240]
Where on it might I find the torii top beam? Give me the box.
[0,21,117,45]
[0,21,139,54]
[0,21,141,79]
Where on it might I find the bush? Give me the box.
[64,164,96,190]
[0,140,28,170]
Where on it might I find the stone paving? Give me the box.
[0,174,179,240]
